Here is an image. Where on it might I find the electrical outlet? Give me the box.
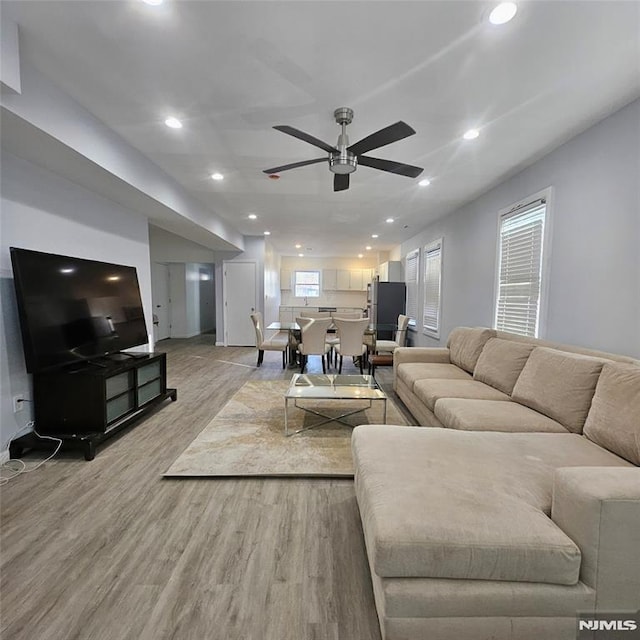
[13,395,24,413]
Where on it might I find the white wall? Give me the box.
[149,225,216,263]
[0,152,153,449]
[397,99,640,357]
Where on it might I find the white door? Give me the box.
[223,261,257,346]
[151,262,171,341]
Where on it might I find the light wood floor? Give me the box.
[1,337,397,640]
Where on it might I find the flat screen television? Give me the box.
[10,247,149,373]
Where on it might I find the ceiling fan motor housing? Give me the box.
[329,151,357,174]
[330,107,357,174]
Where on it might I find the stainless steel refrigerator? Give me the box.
[367,278,406,340]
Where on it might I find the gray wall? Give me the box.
[0,152,153,450]
[400,98,640,357]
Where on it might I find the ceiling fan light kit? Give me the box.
[264,107,423,191]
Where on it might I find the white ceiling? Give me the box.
[3,0,640,257]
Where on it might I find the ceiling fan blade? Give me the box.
[358,156,424,178]
[273,125,338,153]
[334,173,350,192]
[263,157,326,174]
[348,121,416,156]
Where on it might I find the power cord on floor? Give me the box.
[0,425,63,486]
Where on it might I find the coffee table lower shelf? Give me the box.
[284,374,387,437]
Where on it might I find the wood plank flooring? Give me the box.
[1,337,392,640]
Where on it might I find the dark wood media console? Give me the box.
[9,352,177,461]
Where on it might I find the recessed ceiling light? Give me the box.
[358,254,364,258]
[142,0,163,5]
[463,129,480,140]
[263,231,271,236]
[295,244,302,249]
[164,116,182,129]
[365,246,372,251]
[418,178,431,187]
[248,214,257,220]
[298,253,304,257]
[489,2,517,25]
[371,234,379,239]
[386,218,394,224]
[211,172,224,181]
[107,276,121,281]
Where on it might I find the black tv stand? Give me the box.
[107,351,149,361]
[10,352,176,460]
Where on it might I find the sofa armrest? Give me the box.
[393,347,452,379]
[551,467,640,610]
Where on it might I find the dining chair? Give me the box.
[333,317,370,374]
[374,314,410,355]
[327,311,363,365]
[296,317,332,373]
[250,312,288,368]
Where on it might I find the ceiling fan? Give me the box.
[263,107,424,192]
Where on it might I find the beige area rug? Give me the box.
[164,379,413,477]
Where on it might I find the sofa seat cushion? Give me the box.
[413,379,510,411]
[473,338,535,394]
[352,426,631,584]
[583,362,640,465]
[512,347,605,434]
[434,399,568,433]
[397,363,471,390]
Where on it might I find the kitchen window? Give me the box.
[294,270,320,297]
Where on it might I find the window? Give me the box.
[294,270,320,297]
[405,249,419,326]
[423,239,442,337]
[495,195,549,338]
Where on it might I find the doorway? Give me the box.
[151,262,170,341]
[223,260,257,346]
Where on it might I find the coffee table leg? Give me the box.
[383,398,387,424]
[284,397,289,436]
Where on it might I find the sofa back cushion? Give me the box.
[511,347,605,433]
[447,327,496,373]
[583,363,640,465]
[473,338,535,394]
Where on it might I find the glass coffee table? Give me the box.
[284,373,388,436]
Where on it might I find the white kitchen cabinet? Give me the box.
[378,261,403,282]
[323,269,337,291]
[336,269,351,290]
[349,269,363,291]
[280,269,292,290]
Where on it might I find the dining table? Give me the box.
[266,320,398,369]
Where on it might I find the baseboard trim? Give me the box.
[215,341,225,346]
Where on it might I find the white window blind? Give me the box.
[294,270,320,297]
[405,249,419,325]
[423,239,442,335]
[495,202,547,337]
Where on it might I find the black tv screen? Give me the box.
[10,247,149,373]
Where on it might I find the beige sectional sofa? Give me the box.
[352,328,640,640]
